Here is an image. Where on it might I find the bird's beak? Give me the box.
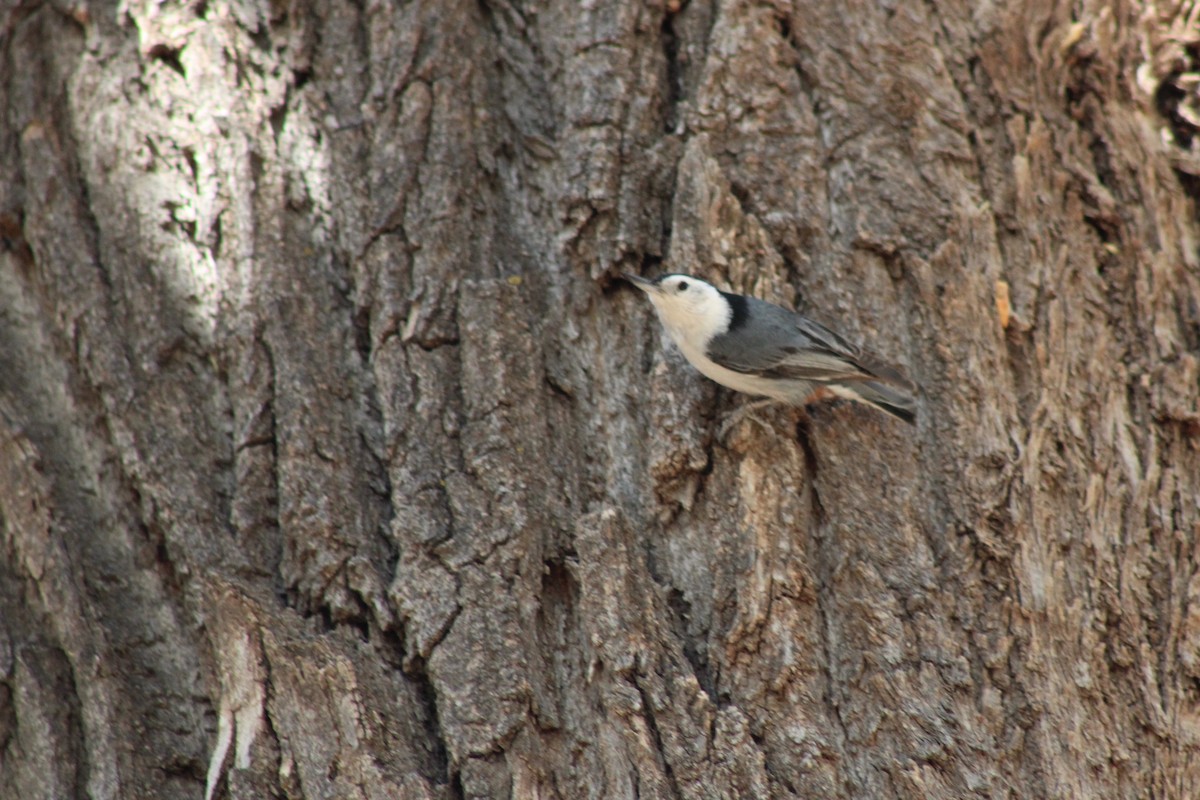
[621,272,658,293]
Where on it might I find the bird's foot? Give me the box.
[717,399,780,441]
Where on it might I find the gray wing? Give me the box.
[706,296,910,387]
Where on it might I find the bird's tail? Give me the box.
[830,379,917,425]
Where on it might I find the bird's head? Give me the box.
[622,272,731,345]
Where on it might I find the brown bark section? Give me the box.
[1,1,1198,798]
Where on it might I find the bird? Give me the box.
[623,272,917,425]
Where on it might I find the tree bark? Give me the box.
[2,0,1199,798]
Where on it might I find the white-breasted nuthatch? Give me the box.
[623,272,917,424]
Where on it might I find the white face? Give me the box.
[643,275,731,347]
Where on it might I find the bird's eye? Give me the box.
[677,281,688,292]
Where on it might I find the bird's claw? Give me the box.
[717,399,779,441]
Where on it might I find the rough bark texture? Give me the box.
[2,1,1199,798]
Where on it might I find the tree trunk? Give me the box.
[2,0,1198,798]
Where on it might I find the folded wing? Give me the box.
[706,296,917,423]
